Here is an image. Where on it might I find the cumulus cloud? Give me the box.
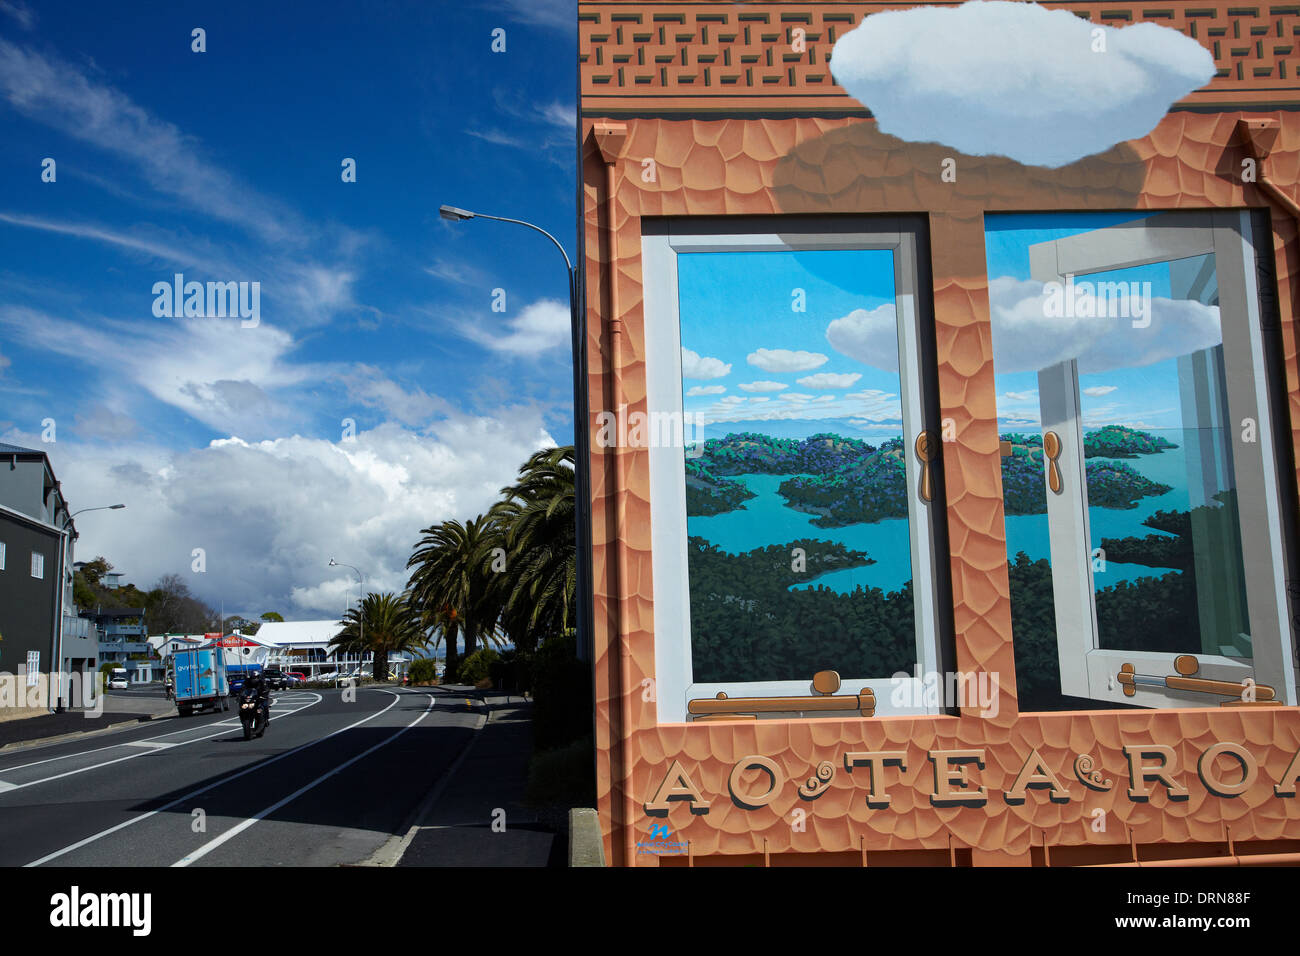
[988,275,1221,374]
[797,371,861,389]
[825,305,899,371]
[681,347,731,380]
[747,348,828,373]
[830,1,1215,167]
[8,411,555,618]
[459,298,570,355]
[686,384,726,396]
[738,380,788,393]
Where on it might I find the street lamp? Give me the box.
[329,558,364,675]
[438,203,593,664]
[54,504,126,712]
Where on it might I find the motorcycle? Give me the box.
[238,687,269,740]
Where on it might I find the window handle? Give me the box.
[1116,657,1277,703]
[1043,430,1063,494]
[914,432,936,502]
[688,671,877,718]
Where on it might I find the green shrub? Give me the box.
[407,658,440,684]
[456,647,499,686]
[526,735,595,806]
[531,632,591,750]
[489,648,533,694]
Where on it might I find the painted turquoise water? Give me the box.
[687,428,1201,595]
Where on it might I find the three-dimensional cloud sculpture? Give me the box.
[830,1,1216,168]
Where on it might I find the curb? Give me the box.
[360,690,501,867]
[0,711,175,755]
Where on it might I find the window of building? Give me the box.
[0,540,5,570]
[31,550,44,579]
[988,209,1300,710]
[642,216,952,722]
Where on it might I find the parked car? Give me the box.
[288,671,308,683]
[263,669,290,690]
[108,676,129,690]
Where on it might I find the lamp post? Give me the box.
[329,558,364,675]
[54,504,125,713]
[438,204,592,663]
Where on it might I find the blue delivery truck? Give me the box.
[173,644,230,717]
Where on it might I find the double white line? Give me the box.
[26,690,432,867]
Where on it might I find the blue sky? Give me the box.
[0,0,578,618]
[678,248,906,440]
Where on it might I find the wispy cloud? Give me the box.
[0,39,300,244]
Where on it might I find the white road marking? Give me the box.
[26,689,411,867]
[0,694,324,791]
[172,692,436,867]
[0,782,16,792]
[0,693,323,773]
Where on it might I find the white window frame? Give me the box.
[1026,209,1298,707]
[643,217,948,722]
[30,550,44,580]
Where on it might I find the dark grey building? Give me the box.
[0,442,85,709]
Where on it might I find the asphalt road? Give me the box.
[0,686,480,867]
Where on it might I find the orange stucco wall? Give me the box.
[580,1,1300,865]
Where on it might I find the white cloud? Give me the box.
[460,298,570,355]
[988,275,1222,374]
[9,412,556,618]
[746,348,828,373]
[797,371,861,389]
[686,384,726,396]
[830,1,1215,168]
[738,380,788,393]
[1083,385,1118,397]
[681,347,731,380]
[825,305,899,372]
[1003,390,1038,402]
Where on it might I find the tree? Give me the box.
[406,516,504,680]
[260,611,284,622]
[330,592,427,682]
[146,574,215,635]
[489,446,577,653]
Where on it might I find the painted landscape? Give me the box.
[684,425,1206,687]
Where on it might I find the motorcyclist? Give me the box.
[242,670,270,723]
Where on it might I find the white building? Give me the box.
[253,619,412,678]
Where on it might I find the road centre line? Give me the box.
[0,693,323,774]
[25,689,414,867]
[171,692,437,867]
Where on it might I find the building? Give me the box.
[580,1,1300,865]
[252,620,412,678]
[0,441,89,714]
[84,604,163,683]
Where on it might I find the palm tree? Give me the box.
[490,446,576,653]
[406,516,503,680]
[330,592,426,682]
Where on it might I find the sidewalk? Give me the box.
[396,692,561,867]
[0,692,175,751]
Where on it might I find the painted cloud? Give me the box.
[988,275,1222,374]
[830,1,1216,168]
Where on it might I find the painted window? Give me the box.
[987,210,1299,711]
[31,550,44,579]
[643,217,952,722]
